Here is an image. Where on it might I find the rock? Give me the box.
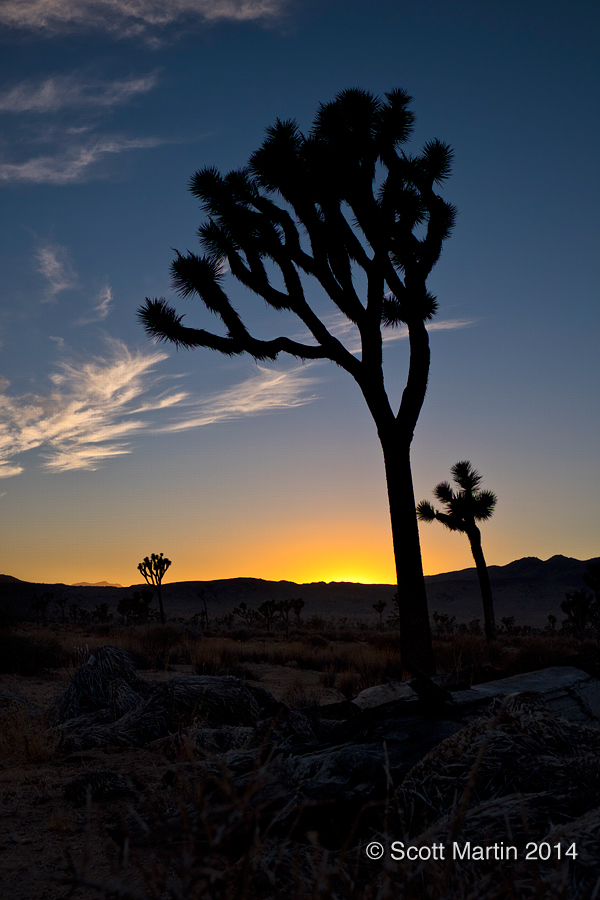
[399,692,600,835]
[467,665,600,722]
[60,675,289,750]
[351,681,416,710]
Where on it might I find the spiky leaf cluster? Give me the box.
[138,88,455,384]
[138,552,171,586]
[417,461,497,534]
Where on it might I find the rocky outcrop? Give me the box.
[52,654,600,899]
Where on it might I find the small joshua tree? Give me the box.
[232,601,257,624]
[417,461,497,642]
[583,562,600,606]
[92,602,112,623]
[138,553,171,625]
[54,595,68,624]
[372,599,387,629]
[256,599,280,632]
[278,598,304,639]
[197,589,209,629]
[31,590,53,626]
[561,589,597,640]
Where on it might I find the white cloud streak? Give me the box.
[292,312,475,357]
[156,365,318,432]
[0,136,166,184]
[0,340,173,474]
[36,242,77,298]
[77,285,113,324]
[0,73,158,113]
[0,341,317,475]
[0,0,286,37]
[94,285,112,319]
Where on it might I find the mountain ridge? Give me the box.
[0,555,597,627]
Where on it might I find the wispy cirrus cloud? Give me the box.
[0,72,158,113]
[77,285,113,324]
[0,340,179,474]
[0,0,286,39]
[292,312,476,357]
[0,135,166,184]
[155,364,318,432]
[36,241,77,299]
[0,339,317,475]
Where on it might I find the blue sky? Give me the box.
[0,0,598,586]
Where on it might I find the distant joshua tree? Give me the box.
[417,461,497,642]
[278,598,304,639]
[561,589,597,640]
[197,589,209,629]
[30,590,53,626]
[583,562,600,606]
[138,553,171,625]
[372,599,387,629]
[92,602,112,624]
[54,595,68,624]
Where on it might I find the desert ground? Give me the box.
[2,621,600,900]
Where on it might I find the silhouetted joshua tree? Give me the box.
[583,562,600,606]
[31,590,53,626]
[417,461,498,642]
[138,553,171,625]
[561,588,597,640]
[372,599,387,629]
[137,89,456,673]
[54,595,68,624]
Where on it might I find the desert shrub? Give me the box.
[319,665,337,689]
[369,630,402,651]
[337,671,369,699]
[502,636,577,675]
[191,639,259,679]
[0,629,67,673]
[307,633,328,647]
[433,634,488,680]
[193,642,255,680]
[281,678,322,709]
[133,624,185,669]
[228,627,256,642]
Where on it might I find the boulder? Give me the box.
[351,681,416,710]
[466,665,600,722]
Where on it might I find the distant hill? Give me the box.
[0,555,597,627]
[71,581,123,588]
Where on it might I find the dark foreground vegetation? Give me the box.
[2,621,600,899]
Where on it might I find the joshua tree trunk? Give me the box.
[361,319,435,674]
[467,525,497,641]
[382,439,435,673]
[156,587,165,625]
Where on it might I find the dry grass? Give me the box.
[0,628,67,673]
[0,706,61,762]
[0,622,592,691]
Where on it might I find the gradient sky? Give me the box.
[0,0,598,587]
